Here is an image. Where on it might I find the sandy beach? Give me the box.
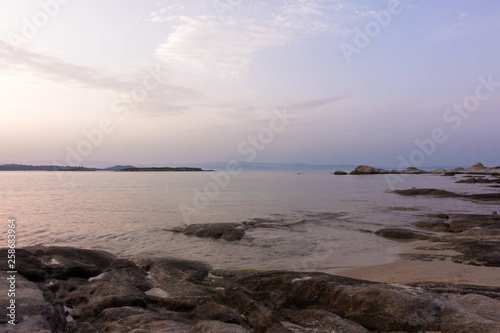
[337,239,500,287]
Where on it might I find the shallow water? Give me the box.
[0,171,498,272]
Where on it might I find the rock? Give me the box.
[408,282,500,299]
[188,320,250,333]
[471,162,486,168]
[0,315,53,333]
[374,227,432,240]
[441,294,500,333]
[182,223,246,241]
[4,245,500,332]
[25,246,117,279]
[333,170,347,175]
[412,220,450,232]
[235,272,444,332]
[447,167,465,173]
[393,188,460,197]
[456,177,498,183]
[349,165,388,174]
[92,306,192,332]
[67,279,148,320]
[404,166,424,174]
[133,256,213,297]
[393,188,500,201]
[0,248,46,281]
[217,286,289,332]
[195,301,247,326]
[0,272,56,329]
[452,240,500,267]
[456,177,479,183]
[430,168,447,174]
[468,193,500,200]
[280,308,369,333]
[447,214,500,233]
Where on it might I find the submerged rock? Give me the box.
[182,223,246,241]
[374,227,432,241]
[393,188,500,201]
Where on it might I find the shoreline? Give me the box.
[335,239,500,287]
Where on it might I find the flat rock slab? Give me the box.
[393,188,500,201]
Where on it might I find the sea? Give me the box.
[1,171,498,273]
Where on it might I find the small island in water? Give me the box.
[119,167,208,172]
[0,164,210,172]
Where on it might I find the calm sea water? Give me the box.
[1,171,498,272]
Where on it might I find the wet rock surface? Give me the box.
[374,227,432,241]
[375,213,500,268]
[2,246,500,332]
[392,188,500,201]
[180,223,246,241]
[171,218,307,242]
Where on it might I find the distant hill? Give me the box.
[0,164,207,172]
[119,167,206,172]
[189,162,358,171]
[0,164,96,171]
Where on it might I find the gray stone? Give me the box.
[182,223,246,241]
[441,294,500,333]
[133,257,213,298]
[0,272,56,328]
[349,165,388,174]
[280,309,369,333]
[26,246,117,279]
[0,315,52,333]
[188,320,250,333]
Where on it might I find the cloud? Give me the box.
[0,41,201,115]
[152,1,354,78]
[155,16,292,78]
[288,95,348,111]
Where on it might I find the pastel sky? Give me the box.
[1,0,499,167]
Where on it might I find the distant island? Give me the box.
[119,167,207,172]
[0,164,209,172]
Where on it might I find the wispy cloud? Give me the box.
[288,95,348,111]
[0,41,201,115]
[151,1,355,78]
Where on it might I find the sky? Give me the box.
[1,0,499,168]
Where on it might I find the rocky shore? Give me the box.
[2,240,500,332]
[336,162,500,176]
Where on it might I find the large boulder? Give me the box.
[404,166,425,174]
[0,248,46,281]
[234,272,444,332]
[25,246,117,280]
[350,165,388,174]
